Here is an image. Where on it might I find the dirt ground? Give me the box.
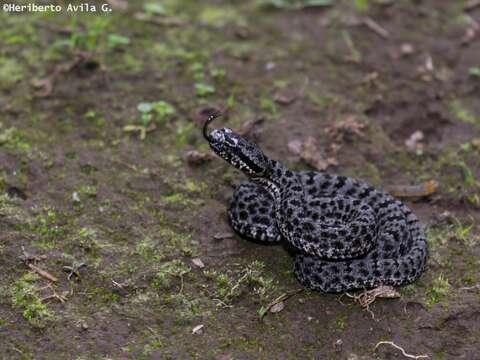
[0,0,479,359]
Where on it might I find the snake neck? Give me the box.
[252,159,305,206]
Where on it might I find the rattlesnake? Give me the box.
[203,113,428,292]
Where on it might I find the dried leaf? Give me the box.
[363,17,389,39]
[191,258,205,269]
[274,92,296,105]
[288,137,337,171]
[269,301,285,313]
[405,130,424,152]
[213,232,234,240]
[325,116,366,145]
[192,324,204,335]
[353,286,400,309]
[287,139,303,156]
[388,180,439,198]
[400,43,414,56]
[31,78,53,98]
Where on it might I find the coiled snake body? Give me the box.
[204,114,428,292]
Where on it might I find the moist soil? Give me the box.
[0,1,479,359]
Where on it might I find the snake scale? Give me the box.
[203,113,428,293]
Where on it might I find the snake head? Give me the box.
[203,112,270,178]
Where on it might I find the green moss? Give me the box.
[0,57,25,89]
[32,207,65,249]
[152,260,191,290]
[195,83,216,96]
[198,6,245,28]
[0,125,33,153]
[205,260,278,307]
[120,53,145,73]
[335,314,347,331]
[86,286,119,304]
[11,273,53,328]
[426,273,450,309]
[259,97,278,117]
[354,0,370,12]
[175,122,197,146]
[450,100,479,126]
[149,43,198,62]
[77,185,98,198]
[77,227,101,252]
[162,192,188,204]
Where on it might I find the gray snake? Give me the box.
[203,113,428,292]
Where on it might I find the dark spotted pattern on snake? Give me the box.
[203,113,428,292]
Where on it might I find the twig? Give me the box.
[212,298,233,308]
[374,341,429,359]
[459,284,480,291]
[260,289,304,319]
[19,246,47,264]
[40,292,67,303]
[27,263,58,282]
[347,286,400,320]
[363,17,389,39]
[388,180,439,198]
[227,272,249,299]
[32,52,93,98]
[178,274,184,295]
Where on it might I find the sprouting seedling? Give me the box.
[124,101,176,140]
[137,101,175,127]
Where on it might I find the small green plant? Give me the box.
[341,30,361,63]
[137,101,175,127]
[426,273,450,309]
[469,67,480,77]
[354,0,369,12]
[0,125,32,152]
[153,260,191,290]
[143,3,167,15]
[124,101,175,139]
[78,185,98,198]
[210,261,277,306]
[11,273,53,327]
[227,88,237,109]
[210,67,226,80]
[84,110,105,127]
[195,83,216,96]
[0,57,24,89]
[32,207,64,247]
[335,314,347,330]
[450,100,478,125]
[69,17,109,51]
[77,227,100,251]
[108,34,130,49]
[260,97,277,116]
